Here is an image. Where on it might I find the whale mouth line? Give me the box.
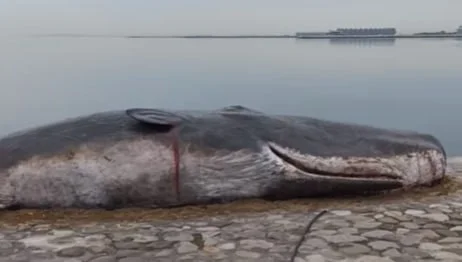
[268,144,400,181]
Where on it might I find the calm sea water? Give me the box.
[1,37,462,155]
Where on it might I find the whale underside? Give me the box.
[0,105,446,209]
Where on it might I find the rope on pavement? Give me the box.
[289,209,328,262]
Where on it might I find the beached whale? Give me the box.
[0,105,446,209]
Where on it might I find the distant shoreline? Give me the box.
[130,34,462,39]
[34,33,462,40]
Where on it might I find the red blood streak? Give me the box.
[171,128,180,200]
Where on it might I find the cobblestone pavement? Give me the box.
[1,159,462,262]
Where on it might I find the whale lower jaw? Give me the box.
[266,142,446,188]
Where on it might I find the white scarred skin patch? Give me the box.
[0,138,281,208]
[2,139,175,208]
[267,142,446,187]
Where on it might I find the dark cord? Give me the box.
[290,209,328,262]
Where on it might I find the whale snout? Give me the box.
[403,149,446,187]
[266,142,446,191]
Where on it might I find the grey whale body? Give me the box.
[0,106,447,209]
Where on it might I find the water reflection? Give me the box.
[329,38,396,47]
[454,38,462,47]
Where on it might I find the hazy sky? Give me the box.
[1,0,461,35]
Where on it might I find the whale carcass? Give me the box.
[0,106,446,209]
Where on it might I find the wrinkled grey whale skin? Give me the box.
[0,105,447,209]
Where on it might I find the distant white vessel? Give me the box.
[330,28,397,36]
[296,27,397,38]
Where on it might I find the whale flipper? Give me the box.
[218,105,264,115]
[126,108,185,128]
